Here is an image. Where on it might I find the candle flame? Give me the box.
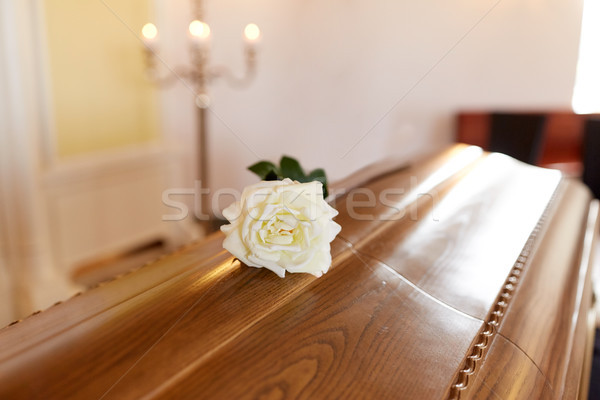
[142,23,158,40]
[244,23,260,41]
[189,20,211,39]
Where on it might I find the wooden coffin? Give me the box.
[0,144,597,399]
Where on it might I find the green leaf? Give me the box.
[264,170,280,181]
[280,156,305,181]
[321,184,329,199]
[308,168,326,180]
[247,157,329,198]
[248,161,280,180]
[308,168,328,198]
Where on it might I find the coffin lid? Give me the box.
[0,144,596,399]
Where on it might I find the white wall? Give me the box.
[158,0,584,213]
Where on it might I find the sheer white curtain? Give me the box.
[0,0,74,325]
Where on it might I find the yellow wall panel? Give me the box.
[44,0,159,158]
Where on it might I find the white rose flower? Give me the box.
[220,178,341,278]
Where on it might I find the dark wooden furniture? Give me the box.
[456,111,595,176]
[583,119,600,199]
[0,145,597,399]
[488,113,546,164]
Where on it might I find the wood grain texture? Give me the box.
[141,252,482,400]
[0,145,595,400]
[496,181,595,394]
[458,334,555,399]
[348,153,561,319]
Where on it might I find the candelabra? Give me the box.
[141,0,260,225]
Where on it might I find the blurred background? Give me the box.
[1,0,598,326]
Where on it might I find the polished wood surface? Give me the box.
[495,182,596,396]
[0,144,596,399]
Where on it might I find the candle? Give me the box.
[189,20,211,47]
[243,23,261,45]
[141,22,158,49]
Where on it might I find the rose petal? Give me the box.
[221,178,340,278]
[222,201,242,222]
